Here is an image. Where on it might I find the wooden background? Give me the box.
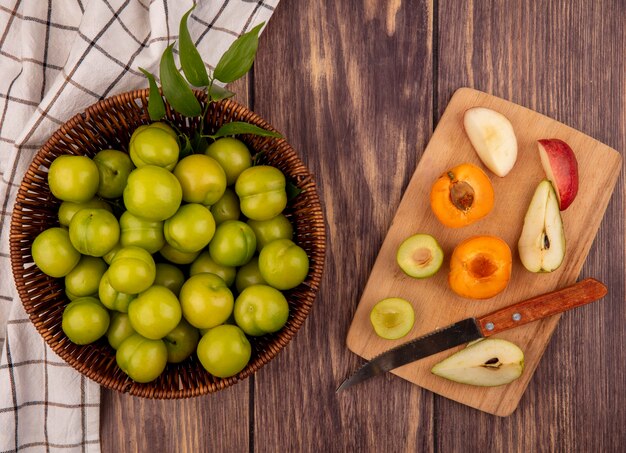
[101,0,625,451]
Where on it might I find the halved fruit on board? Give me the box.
[463,107,518,177]
[369,298,415,340]
[396,233,444,278]
[430,163,494,228]
[431,338,524,387]
[537,138,579,211]
[448,235,512,299]
[518,179,566,273]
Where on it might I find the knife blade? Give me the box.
[337,278,607,392]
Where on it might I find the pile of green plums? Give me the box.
[32,122,309,383]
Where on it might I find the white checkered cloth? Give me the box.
[0,1,278,451]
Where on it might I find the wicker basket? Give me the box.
[9,89,326,398]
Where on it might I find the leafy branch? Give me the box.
[139,6,281,145]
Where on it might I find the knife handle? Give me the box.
[476,278,608,337]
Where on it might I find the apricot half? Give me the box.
[430,163,494,228]
[449,235,512,299]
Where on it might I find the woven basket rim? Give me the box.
[9,88,326,398]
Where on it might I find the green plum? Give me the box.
[179,273,234,329]
[64,256,107,299]
[128,286,181,339]
[235,165,287,221]
[58,198,112,227]
[164,203,216,253]
[154,263,185,296]
[48,155,99,203]
[233,285,289,336]
[208,220,256,267]
[204,138,252,185]
[106,312,136,349]
[247,214,294,252]
[119,211,165,254]
[129,126,179,170]
[173,154,227,205]
[159,243,200,265]
[93,149,134,199]
[210,188,241,225]
[98,270,136,312]
[103,242,123,265]
[196,324,252,378]
[32,227,81,277]
[189,251,236,286]
[123,166,182,221]
[107,246,156,294]
[197,325,251,378]
[234,257,266,293]
[62,297,110,345]
[69,208,120,257]
[163,319,200,363]
[116,334,167,383]
[258,239,309,290]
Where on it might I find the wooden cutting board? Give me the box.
[346,87,622,416]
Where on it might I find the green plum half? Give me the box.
[396,233,444,278]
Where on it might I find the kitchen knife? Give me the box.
[337,278,607,392]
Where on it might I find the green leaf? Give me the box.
[209,84,235,102]
[208,121,282,140]
[214,22,264,83]
[179,133,194,159]
[190,131,208,154]
[179,6,210,87]
[160,43,202,117]
[139,67,165,121]
[286,181,303,200]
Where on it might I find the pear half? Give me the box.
[518,179,566,272]
[431,338,524,386]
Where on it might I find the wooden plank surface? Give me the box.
[100,385,249,452]
[346,87,621,416]
[99,0,626,451]
[252,0,436,451]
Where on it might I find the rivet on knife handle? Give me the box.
[476,278,608,337]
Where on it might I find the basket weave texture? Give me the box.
[9,89,326,398]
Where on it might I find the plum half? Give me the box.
[369,297,415,340]
[396,233,444,278]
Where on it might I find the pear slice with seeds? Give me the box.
[518,179,566,272]
[431,338,524,387]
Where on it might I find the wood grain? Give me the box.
[252,0,435,451]
[346,87,621,416]
[100,385,249,452]
[434,0,625,450]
